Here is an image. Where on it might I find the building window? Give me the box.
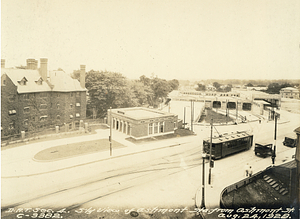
[57,115,60,120]
[40,104,47,110]
[154,122,158,134]
[24,107,30,113]
[18,77,28,86]
[149,123,153,135]
[76,113,80,118]
[57,93,60,97]
[76,92,80,97]
[76,103,81,106]
[2,79,6,86]
[70,92,74,97]
[70,115,73,119]
[70,104,73,109]
[8,110,16,115]
[24,119,28,126]
[9,123,15,130]
[57,104,60,109]
[40,116,48,122]
[23,94,29,100]
[159,122,164,133]
[36,78,43,85]
[9,94,16,102]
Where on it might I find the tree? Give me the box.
[129,80,153,106]
[71,70,81,80]
[224,84,232,92]
[139,75,151,86]
[168,79,179,90]
[196,83,206,91]
[246,83,254,87]
[85,70,137,118]
[213,82,221,89]
[265,83,281,94]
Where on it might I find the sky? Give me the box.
[1,0,300,80]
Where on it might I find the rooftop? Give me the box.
[111,107,176,120]
[1,68,86,93]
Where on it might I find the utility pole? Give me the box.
[184,107,186,129]
[109,107,112,156]
[272,113,277,165]
[236,101,238,124]
[208,119,213,185]
[191,100,194,132]
[201,153,206,209]
[226,99,228,125]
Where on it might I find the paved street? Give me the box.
[1,105,299,219]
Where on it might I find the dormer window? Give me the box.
[18,77,28,86]
[35,77,43,85]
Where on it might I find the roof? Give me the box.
[280,87,299,92]
[49,70,86,92]
[1,68,51,93]
[204,131,252,144]
[1,68,86,93]
[111,107,176,120]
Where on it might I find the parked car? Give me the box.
[283,137,297,147]
[254,143,273,158]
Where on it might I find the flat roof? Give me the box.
[111,107,175,120]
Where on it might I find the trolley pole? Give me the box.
[109,107,112,156]
[208,119,213,185]
[201,153,206,209]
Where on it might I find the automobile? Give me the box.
[283,137,297,148]
[254,143,273,158]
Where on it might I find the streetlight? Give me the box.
[201,153,206,209]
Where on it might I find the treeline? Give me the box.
[180,79,300,87]
[75,70,179,118]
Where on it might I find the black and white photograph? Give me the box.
[1,0,300,218]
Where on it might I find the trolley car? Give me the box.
[203,131,253,159]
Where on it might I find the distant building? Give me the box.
[1,58,87,138]
[280,87,300,99]
[206,84,216,91]
[107,107,178,140]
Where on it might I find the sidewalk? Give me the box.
[1,128,197,177]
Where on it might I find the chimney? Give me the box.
[80,65,86,88]
[34,60,38,70]
[1,59,5,68]
[27,58,38,70]
[40,58,48,81]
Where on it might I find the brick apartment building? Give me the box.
[1,58,87,138]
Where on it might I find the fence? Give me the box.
[1,122,89,147]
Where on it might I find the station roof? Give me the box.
[111,107,176,120]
